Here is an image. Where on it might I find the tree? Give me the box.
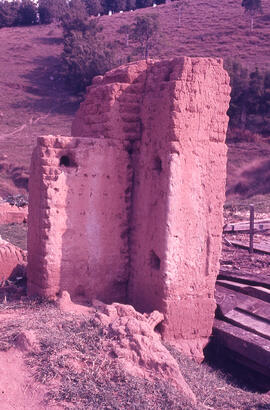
[118,24,130,46]
[61,0,89,34]
[16,0,38,26]
[83,0,103,16]
[0,1,19,28]
[177,0,189,27]
[225,59,249,128]
[136,0,153,8]
[242,0,262,31]
[62,13,119,92]
[130,15,159,60]
[38,0,54,24]
[38,0,69,24]
[126,0,136,10]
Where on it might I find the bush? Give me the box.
[38,0,54,24]
[225,59,270,135]
[16,0,38,26]
[0,1,20,28]
[83,0,104,16]
[61,0,89,34]
[61,9,120,92]
[38,0,69,25]
[130,14,160,59]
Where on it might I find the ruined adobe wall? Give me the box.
[27,136,131,302]
[127,58,230,359]
[28,57,230,359]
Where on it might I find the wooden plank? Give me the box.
[217,279,270,303]
[236,298,270,322]
[219,270,270,289]
[213,319,270,377]
[216,284,270,321]
[225,309,270,340]
[229,240,270,255]
[243,286,270,303]
[223,219,270,233]
[215,284,248,317]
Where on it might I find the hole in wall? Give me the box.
[150,250,161,270]
[60,155,70,167]
[59,154,77,168]
[153,156,162,174]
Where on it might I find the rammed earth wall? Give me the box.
[27,57,230,360]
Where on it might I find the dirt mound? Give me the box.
[57,292,196,403]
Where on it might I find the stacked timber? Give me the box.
[214,270,270,387]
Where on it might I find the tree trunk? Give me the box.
[240,104,247,130]
[145,42,149,61]
[250,16,254,31]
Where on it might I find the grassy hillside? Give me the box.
[0,0,269,197]
[100,0,270,69]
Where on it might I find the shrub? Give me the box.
[130,14,160,59]
[62,14,120,92]
[16,0,38,26]
[225,59,270,135]
[38,0,69,25]
[83,0,103,16]
[61,0,89,34]
[0,1,20,28]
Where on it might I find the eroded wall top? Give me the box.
[28,57,230,361]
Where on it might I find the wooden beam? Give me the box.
[223,219,270,233]
[218,270,270,289]
[213,319,270,377]
[229,240,270,255]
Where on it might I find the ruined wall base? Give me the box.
[28,57,231,360]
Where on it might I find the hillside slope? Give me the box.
[100,0,270,69]
[0,24,80,197]
[0,0,269,197]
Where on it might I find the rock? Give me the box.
[0,238,26,282]
[56,290,93,315]
[56,296,196,403]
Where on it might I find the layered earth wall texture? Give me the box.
[27,57,230,359]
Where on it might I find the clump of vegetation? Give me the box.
[38,0,69,25]
[130,14,160,60]
[61,0,121,92]
[242,0,263,31]
[0,0,166,30]
[225,59,270,137]
[16,0,38,26]
[0,0,37,28]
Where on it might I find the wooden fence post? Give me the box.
[249,204,254,254]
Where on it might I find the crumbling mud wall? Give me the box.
[0,237,26,281]
[28,57,230,359]
[27,137,131,302]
